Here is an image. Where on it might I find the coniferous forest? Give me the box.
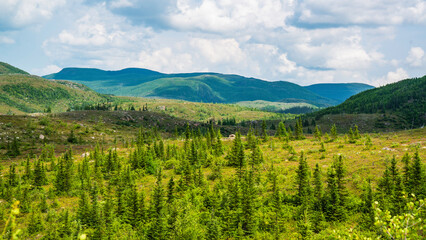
[0,116,424,240]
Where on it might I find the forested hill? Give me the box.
[0,62,29,75]
[44,67,339,107]
[0,74,112,114]
[304,83,374,103]
[311,76,426,128]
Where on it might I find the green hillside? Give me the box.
[311,76,426,128]
[44,68,338,107]
[305,83,374,103]
[0,62,29,75]
[0,74,112,114]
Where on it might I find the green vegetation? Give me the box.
[44,67,338,107]
[310,76,426,129]
[0,113,424,239]
[236,100,318,114]
[0,62,29,75]
[0,74,114,114]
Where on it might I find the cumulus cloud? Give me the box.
[44,3,153,69]
[296,0,426,26]
[406,47,424,67]
[170,0,295,33]
[32,64,62,76]
[25,0,425,86]
[373,68,409,86]
[190,38,245,64]
[0,0,66,31]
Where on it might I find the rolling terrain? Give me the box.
[44,67,339,107]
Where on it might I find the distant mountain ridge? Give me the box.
[45,67,372,107]
[305,83,374,102]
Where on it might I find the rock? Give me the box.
[382,147,395,151]
[39,134,45,140]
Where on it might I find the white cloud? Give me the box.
[0,36,15,44]
[406,47,424,67]
[32,64,61,76]
[0,0,66,31]
[277,53,297,74]
[170,0,295,33]
[110,0,134,9]
[138,47,193,72]
[373,68,409,86]
[297,0,426,26]
[190,38,245,64]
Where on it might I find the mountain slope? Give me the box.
[0,74,111,114]
[311,76,426,128]
[305,83,374,103]
[44,67,338,107]
[0,62,29,75]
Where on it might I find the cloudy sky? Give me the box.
[0,0,425,86]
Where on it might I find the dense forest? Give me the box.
[311,76,426,128]
[0,119,424,240]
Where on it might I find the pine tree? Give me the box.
[296,152,311,205]
[24,156,32,181]
[148,169,167,240]
[261,120,269,142]
[360,179,374,229]
[33,159,47,188]
[312,164,324,212]
[295,118,305,140]
[314,125,322,140]
[27,208,44,234]
[167,176,175,204]
[8,164,18,187]
[410,149,423,198]
[241,170,256,236]
[330,124,337,140]
[77,192,91,226]
[226,132,245,168]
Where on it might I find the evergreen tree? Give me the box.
[27,208,44,234]
[410,149,423,198]
[77,192,91,226]
[330,124,337,140]
[296,152,311,205]
[148,169,167,240]
[294,118,305,140]
[261,120,269,142]
[33,159,47,188]
[241,170,256,236]
[8,164,18,187]
[360,179,374,229]
[314,125,322,140]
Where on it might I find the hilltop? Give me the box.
[310,76,426,129]
[0,74,112,114]
[44,67,339,107]
[0,62,29,75]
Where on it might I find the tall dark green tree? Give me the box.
[148,169,167,240]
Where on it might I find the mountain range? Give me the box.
[44,67,374,107]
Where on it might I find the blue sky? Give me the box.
[0,0,425,86]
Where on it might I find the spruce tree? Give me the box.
[148,169,167,240]
[330,124,337,140]
[295,151,311,205]
[314,125,322,140]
